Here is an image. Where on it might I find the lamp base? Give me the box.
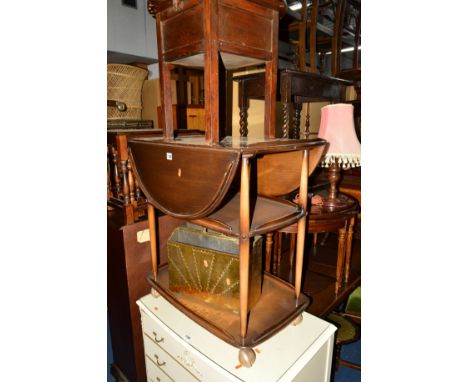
[321,193,352,210]
[322,161,345,210]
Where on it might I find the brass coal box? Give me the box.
[167,224,262,313]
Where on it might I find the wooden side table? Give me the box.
[148,0,280,142]
[231,69,351,139]
[280,69,352,139]
[266,192,358,295]
[233,72,280,137]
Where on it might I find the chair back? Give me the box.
[296,0,360,77]
[331,0,360,77]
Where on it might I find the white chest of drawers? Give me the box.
[137,294,336,382]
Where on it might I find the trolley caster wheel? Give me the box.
[238,347,256,368]
[151,288,160,298]
[292,314,303,326]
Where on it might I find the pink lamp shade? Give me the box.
[318,104,361,168]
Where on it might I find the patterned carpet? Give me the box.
[333,338,361,382]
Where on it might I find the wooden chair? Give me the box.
[293,0,360,78]
[330,0,361,83]
[294,0,330,74]
[327,285,361,371]
[107,128,206,225]
[296,0,361,139]
[232,0,359,139]
[107,129,163,225]
[278,1,352,138]
[330,0,361,139]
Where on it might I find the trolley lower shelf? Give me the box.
[147,266,310,348]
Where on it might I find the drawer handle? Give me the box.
[152,331,164,343]
[154,354,166,367]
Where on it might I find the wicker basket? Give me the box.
[107,64,148,120]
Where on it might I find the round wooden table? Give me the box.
[265,191,359,295]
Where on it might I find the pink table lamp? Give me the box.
[318,103,361,209]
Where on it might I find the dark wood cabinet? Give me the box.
[108,216,150,382]
[108,205,184,381]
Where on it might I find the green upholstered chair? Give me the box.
[328,286,361,371]
[344,285,361,318]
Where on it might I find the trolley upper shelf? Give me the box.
[128,136,327,230]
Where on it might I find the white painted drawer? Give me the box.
[141,310,175,356]
[145,354,173,382]
[140,309,239,381]
[143,334,199,382]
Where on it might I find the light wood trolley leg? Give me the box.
[147,204,158,281]
[295,149,309,305]
[239,156,251,343]
[148,204,160,298]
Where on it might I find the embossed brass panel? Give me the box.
[167,224,262,313]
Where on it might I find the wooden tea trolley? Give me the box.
[129,136,327,367]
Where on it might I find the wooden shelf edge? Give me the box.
[193,195,303,238]
[147,268,309,348]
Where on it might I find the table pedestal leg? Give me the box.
[312,232,318,255]
[345,216,355,284]
[289,233,296,271]
[288,233,297,284]
[265,232,273,273]
[239,106,249,137]
[336,226,346,295]
[292,102,302,139]
[275,233,282,275]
